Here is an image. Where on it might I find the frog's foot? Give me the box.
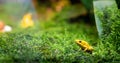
[86,50,93,54]
[84,48,93,54]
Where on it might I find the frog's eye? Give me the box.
[79,41,81,43]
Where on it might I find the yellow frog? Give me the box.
[20,13,34,28]
[75,40,93,54]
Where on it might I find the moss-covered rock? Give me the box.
[96,4,120,52]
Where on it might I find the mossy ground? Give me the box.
[0,20,120,63]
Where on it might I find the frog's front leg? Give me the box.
[84,48,87,51]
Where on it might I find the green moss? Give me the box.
[0,21,99,62]
[96,4,120,52]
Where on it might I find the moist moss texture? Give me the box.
[96,4,120,52]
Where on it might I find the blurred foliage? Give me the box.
[115,0,120,9]
[81,0,93,10]
[54,4,87,21]
[32,0,93,22]
[0,0,94,22]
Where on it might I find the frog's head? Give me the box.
[23,13,32,19]
[75,39,88,46]
[75,39,83,46]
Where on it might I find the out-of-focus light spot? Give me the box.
[20,13,34,28]
[0,21,12,32]
[3,25,12,32]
